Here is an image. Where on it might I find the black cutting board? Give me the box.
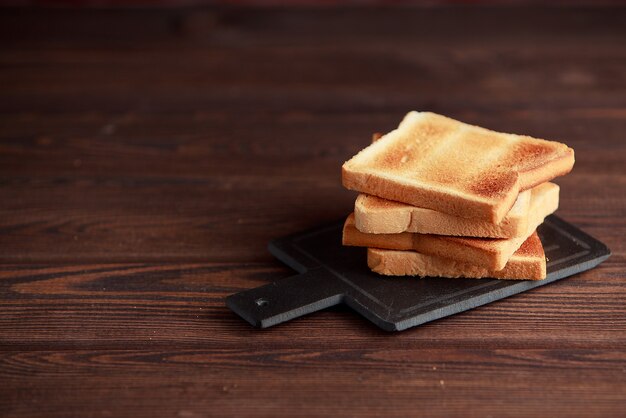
[226,215,610,331]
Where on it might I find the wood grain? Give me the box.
[0,6,625,418]
[1,262,625,417]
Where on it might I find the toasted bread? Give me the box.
[342,112,574,223]
[355,183,557,237]
[343,182,558,270]
[367,231,546,280]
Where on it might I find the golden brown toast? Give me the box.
[342,112,574,223]
[343,181,558,270]
[355,183,557,238]
[368,231,546,280]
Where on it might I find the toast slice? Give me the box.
[367,231,546,280]
[354,183,556,238]
[342,112,574,223]
[343,182,559,270]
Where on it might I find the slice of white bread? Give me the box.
[343,182,559,270]
[367,231,546,280]
[342,112,574,223]
[354,183,557,238]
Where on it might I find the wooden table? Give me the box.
[1,6,625,417]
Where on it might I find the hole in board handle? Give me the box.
[255,298,269,307]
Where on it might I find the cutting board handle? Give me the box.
[226,268,345,328]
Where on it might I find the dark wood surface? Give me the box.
[1,6,625,417]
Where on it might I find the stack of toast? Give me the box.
[341,112,575,280]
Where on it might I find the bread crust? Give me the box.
[354,183,557,238]
[343,182,559,270]
[367,231,546,280]
[518,149,575,190]
[342,112,574,223]
[342,164,517,224]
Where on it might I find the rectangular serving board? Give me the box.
[227,215,610,331]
